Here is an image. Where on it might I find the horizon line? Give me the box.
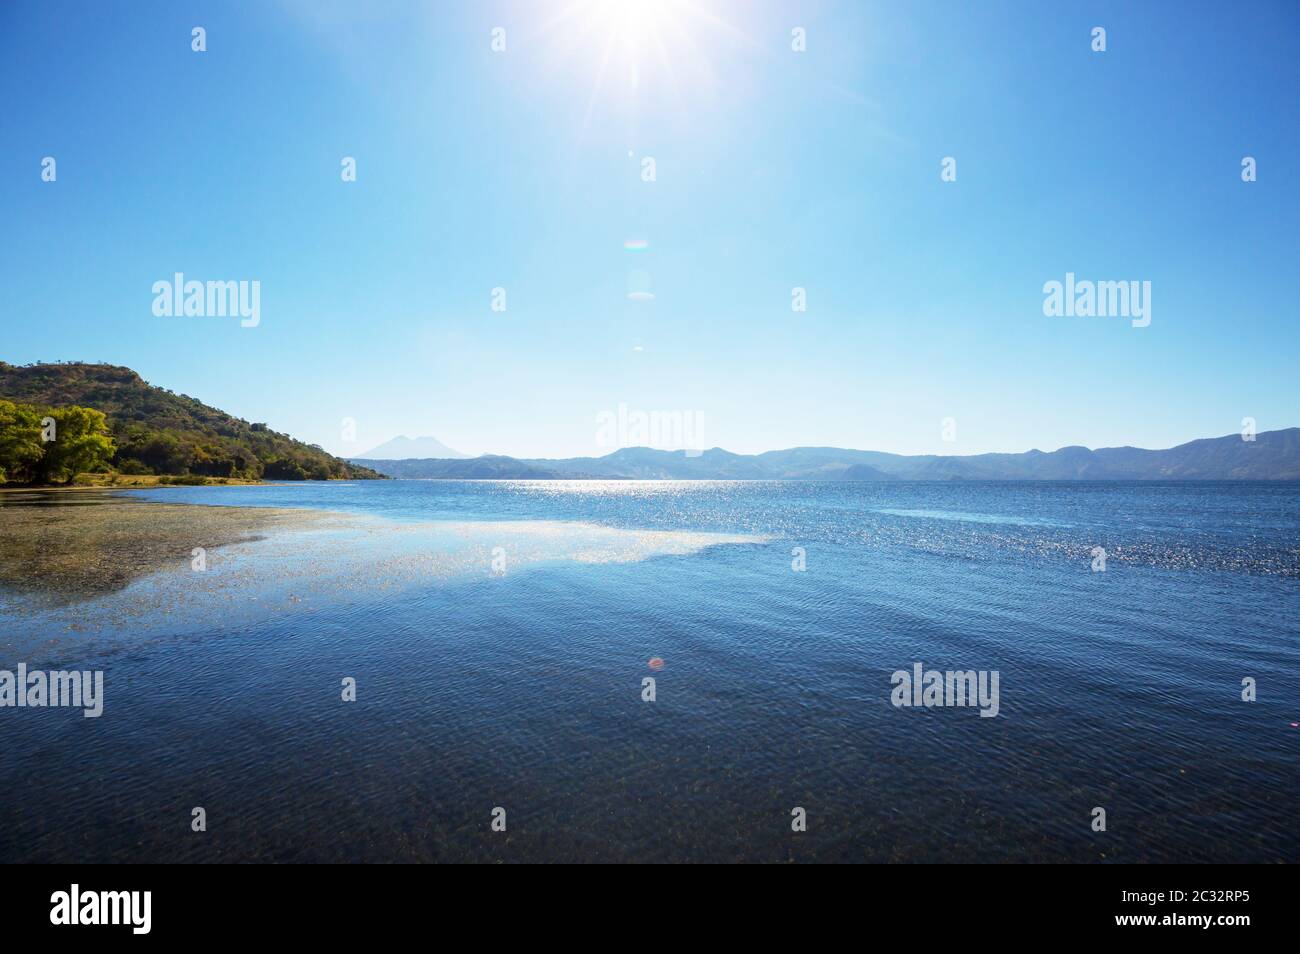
[350,426,1298,463]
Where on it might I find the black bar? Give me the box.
[2,864,1285,940]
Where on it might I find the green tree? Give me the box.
[263,457,308,480]
[115,430,194,475]
[34,405,116,484]
[0,400,46,484]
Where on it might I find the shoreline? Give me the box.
[0,477,299,493]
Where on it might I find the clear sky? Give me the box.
[2,0,1297,459]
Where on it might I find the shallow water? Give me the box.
[0,480,1297,862]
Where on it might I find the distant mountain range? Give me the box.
[351,428,1300,481]
[359,435,468,459]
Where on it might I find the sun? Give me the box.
[593,0,667,38]
[537,0,744,95]
[590,0,670,89]
[540,0,689,91]
[526,0,758,146]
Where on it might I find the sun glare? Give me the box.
[538,0,733,98]
[568,0,685,90]
[587,0,676,47]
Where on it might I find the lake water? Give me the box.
[1,480,1297,862]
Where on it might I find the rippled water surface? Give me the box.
[1,480,1297,862]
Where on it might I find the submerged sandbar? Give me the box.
[0,489,325,600]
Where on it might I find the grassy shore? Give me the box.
[0,473,272,491]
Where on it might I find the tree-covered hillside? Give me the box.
[0,361,383,482]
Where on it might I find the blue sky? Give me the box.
[2,0,1297,458]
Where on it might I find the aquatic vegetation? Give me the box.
[0,491,322,600]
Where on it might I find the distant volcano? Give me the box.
[358,435,469,460]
